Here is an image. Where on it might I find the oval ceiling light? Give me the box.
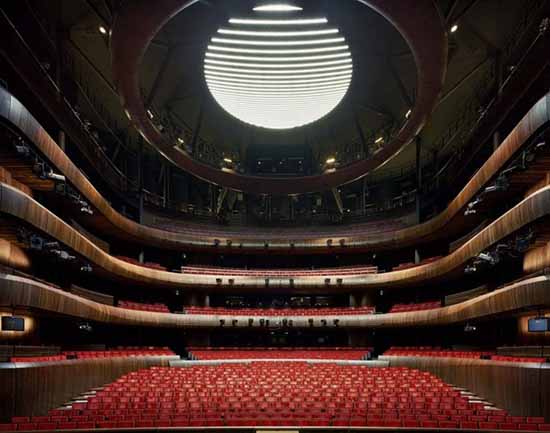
[205,5,353,130]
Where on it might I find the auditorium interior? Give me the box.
[1,0,550,431]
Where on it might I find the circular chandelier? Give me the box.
[204,3,353,130]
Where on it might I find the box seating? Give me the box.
[384,347,494,359]
[183,306,375,316]
[118,300,170,313]
[10,347,174,363]
[152,217,407,240]
[9,355,66,363]
[181,265,379,277]
[389,301,441,313]
[492,355,548,363]
[115,256,167,271]
[63,347,175,359]
[3,363,546,431]
[392,256,443,272]
[187,347,372,360]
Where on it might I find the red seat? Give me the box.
[539,424,550,431]
[499,422,519,430]
[480,421,498,429]
[0,425,15,432]
[57,422,77,430]
[519,423,538,430]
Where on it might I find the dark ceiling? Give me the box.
[39,0,534,183]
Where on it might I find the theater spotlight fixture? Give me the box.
[204,5,353,129]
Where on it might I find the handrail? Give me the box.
[0,273,548,328]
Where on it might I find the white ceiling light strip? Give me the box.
[208,44,349,55]
[229,18,327,25]
[208,85,350,96]
[253,4,303,12]
[206,51,350,63]
[218,28,339,37]
[211,37,345,46]
[206,78,351,89]
[205,73,351,85]
[207,86,348,100]
[205,63,352,75]
[204,58,352,69]
[205,69,352,81]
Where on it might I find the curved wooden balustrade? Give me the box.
[1,182,550,291]
[1,86,549,253]
[1,273,548,329]
[380,357,550,418]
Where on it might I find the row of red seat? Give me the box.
[187,347,372,360]
[491,356,548,363]
[389,301,441,313]
[152,217,406,239]
[9,355,66,363]
[116,256,167,271]
[384,347,494,359]
[10,347,175,363]
[118,300,170,313]
[181,265,379,276]
[183,306,375,316]
[4,364,546,431]
[383,348,549,363]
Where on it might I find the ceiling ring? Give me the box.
[111,0,447,194]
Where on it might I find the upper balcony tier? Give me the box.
[1,87,550,255]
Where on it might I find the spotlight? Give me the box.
[46,172,66,182]
[375,136,384,144]
[326,157,336,165]
[333,319,340,327]
[405,109,412,119]
[464,265,477,274]
[477,252,498,265]
[450,24,459,33]
[80,264,93,273]
[98,26,108,35]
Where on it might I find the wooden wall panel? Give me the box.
[524,242,550,273]
[381,356,550,418]
[2,182,550,291]
[0,239,31,271]
[1,273,549,329]
[0,356,175,422]
[1,86,549,253]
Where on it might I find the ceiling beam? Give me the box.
[436,56,490,107]
[84,0,110,27]
[145,46,175,109]
[386,57,413,108]
[355,102,392,119]
[68,39,119,99]
[451,0,484,26]
[445,0,461,24]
